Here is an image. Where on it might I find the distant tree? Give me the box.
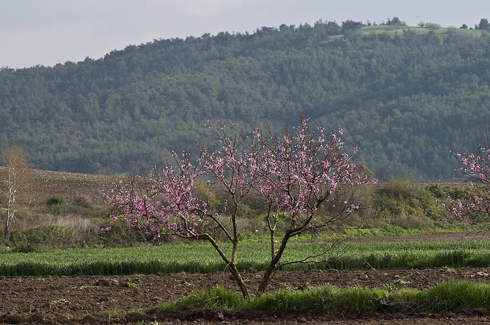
[279,24,288,32]
[447,26,458,34]
[477,18,490,30]
[375,166,393,182]
[418,21,426,27]
[355,162,374,181]
[460,24,468,29]
[0,144,34,238]
[425,22,441,31]
[324,21,341,35]
[386,17,406,26]
[341,20,363,33]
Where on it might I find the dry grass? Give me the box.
[41,214,99,241]
[9,209,100,241]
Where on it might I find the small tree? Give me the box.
[105,117,371,298]
[477,18,490,30]
[0,143,33,238]
[341,20,363,34]
[425,22,441,31]
[385,17,405,26]
[442,126,490,226]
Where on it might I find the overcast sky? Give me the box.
[1,0,489,69]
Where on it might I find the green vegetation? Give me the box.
[334,25,490,41]
[2,240,490,276]
[46,195,65,205]
[2,20,490,179]
[0,179,481,250]
[156,281,490,313]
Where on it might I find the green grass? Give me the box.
[156,281,490,313]
[299,224,483,240]
[326,26,490,43]
[2,240,490,276]
[360,25,490,36]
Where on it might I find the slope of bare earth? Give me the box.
[29,168,117,205]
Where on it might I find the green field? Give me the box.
[326,25,490,42]
[361,25,490,36]
[2,240,490,276]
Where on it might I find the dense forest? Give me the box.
[1,20,490,180]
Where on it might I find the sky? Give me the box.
[1,0,489,69]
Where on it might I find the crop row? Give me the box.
[1,240,490,276]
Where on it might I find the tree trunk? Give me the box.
[4,208,13,239]
[257,263,278,293]
[4,216,8,239]
[257,232,292,293]
[229,263,250,299]
[205,234,250,299]
[4,191,14,239]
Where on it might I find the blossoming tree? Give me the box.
[104,117,371,298]
[442,127,490,226]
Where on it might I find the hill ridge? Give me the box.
[1,22,490,180]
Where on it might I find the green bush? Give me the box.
[425,183,490,224]
[368,179,474,229]
[11,244,37,253]
[73,196,92,208]
[426,183,473,201]
[95,219,153,247]
[47,195,65,205]
[7,225,76,249]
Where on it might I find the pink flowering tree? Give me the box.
[442,127,490,226]
[104,117,371,298]
[249,118,371,292]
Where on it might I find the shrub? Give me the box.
[7,225,76,249]
[73,196,92,208]
[47,195,65,205]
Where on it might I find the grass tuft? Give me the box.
[158,285,242,310]
[156,281,490,314]
[422,281,490,311]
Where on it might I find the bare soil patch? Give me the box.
[29,168,116,206]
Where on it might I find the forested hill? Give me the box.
[2,22,490,180]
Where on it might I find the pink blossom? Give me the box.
[445,128,490,227]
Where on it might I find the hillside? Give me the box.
[2,21,490,180]
[21,168,114,206]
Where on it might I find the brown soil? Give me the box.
[3,170,490,323]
